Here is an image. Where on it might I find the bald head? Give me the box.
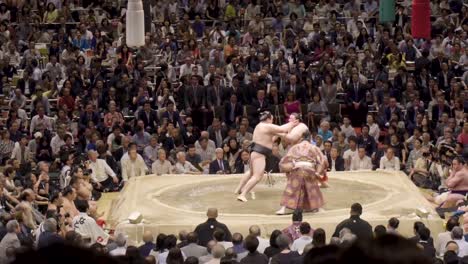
[143,231,154,243]
[207,208,218,219]
[249,225,261,237]
[212,244,225,259]
[206,240,217,253]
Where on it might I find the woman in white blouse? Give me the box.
[366,114,380,142]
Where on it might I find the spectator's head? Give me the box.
[451,226,464,240]
[207,208,218,219]
[446,241,459,256]
[374,225,387,238]
[350,203,362,216]
[323,141,332,152]
[388,217,399,230]
[385,147,395,159]
[446,217,460,232]
[176,151,186,163]
[163,235,178,250]
[418,227,430,242]
[213,229,226,242]
[249,225,261,237]
[232,233,243,246]
[143,231,154,244]
[212,244,225,259]
[6,220,20,234]
[330,147,339,159]
[300,222,312,236]
[312,228,326,248]
[215,148,224,160]
[87,150,98,162]
[276,234,291,250]
[413,221,425,235]
[184,257,198,264]
[244,235,259,253]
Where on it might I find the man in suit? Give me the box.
[244,73,264,104]
[138,101,159,132]
[346,73,368,127]
[80,103,101,129]
[207,75,227,108]
[16,70,36,97]
[181,232,209,258]
[161,101,182,128]
[250,90,270,126]
[384,97,403,125]
[437,62,455,91]
[418,227,436,258]
[430,51,448,77]
[209,148,230,174]
[225,77,245,103]
[185,75,208,130]
[328,147,345,171]
[224,94,243,127]
[431,96,451,127]
[208,118,227,147]
[285,74,306,103]
[234,150,250,174]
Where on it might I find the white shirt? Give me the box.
[343,148,358,163]
[291,236,313,254]
[10,142,31,162]
[72,212,110,245]
[152,159,173,175]
[340,124,356,139]
[110,246,127,256]
[121,155,148,182]
[89,159,116,183]
[50,134,66,156]
[454,239,468,257]
[257,237,269,254]
[350,156,373,170]
[379,156,401,170]
[436,231,452,256]
[174,161,198,174]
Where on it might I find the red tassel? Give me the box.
[412,0,431,39]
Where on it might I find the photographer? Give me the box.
[410,148,438,189]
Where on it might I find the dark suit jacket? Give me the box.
[226,85,249,104]
[420,241,436,258]
[207,85,228,107]
[208,128,227,147]
[138,109,159,130]
[328,156,345,171]
[384,106,403,123]
[184,85,206,110]
[80,111,100,128]
[267,92,285,105]
[346,83,367,107]
[161,110,182,127]
[17,78,36,96]
[437,71,455,90]
[284,85,306,103]
[224,101,243,126]
[234,160,249,174]
[431,105,451,124]
[251,98,270,113]
[209,159,231,174]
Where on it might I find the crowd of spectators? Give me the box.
[0,0,465,263]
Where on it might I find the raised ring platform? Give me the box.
[107,170,443,245]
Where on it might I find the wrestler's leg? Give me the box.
[237,152,265,202]
[234,169,252,194]
[441,193,465,208]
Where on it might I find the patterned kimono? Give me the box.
[279,141,327,210]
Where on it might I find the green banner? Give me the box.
[379,0,395,23]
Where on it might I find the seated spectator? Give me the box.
[194,208,232,247]
[174,151,200,174]
[350,146,373,170]
[291,222,313,254]
[270,234,301,264]
[87,150,118,191]
[181,232,208,259]
[209,148,230,174]
[379,147,401,170]
[152,149,173,175]
[240,235,268,264]
[333,203,372,241]
[121,147,148,184]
